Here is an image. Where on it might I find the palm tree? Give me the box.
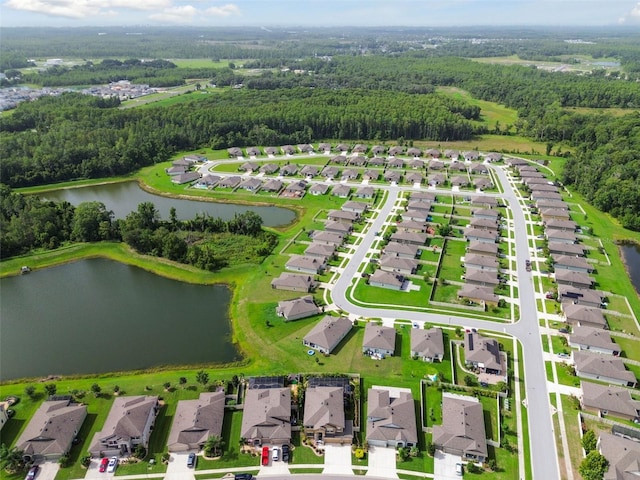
[0,445,25,473]
[204,436,225,457]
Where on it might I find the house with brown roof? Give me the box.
[262,179,283,193]
[371,145,386,155]
[598,432,640,479]
[505,157,528,167]
[581,382,640,421]
[354,186,375,199]
[341,169,359,181]
[471,208,500,221]
[342,201,369,215]
[484,152,502,162]
[363,169,380,181]
[444,149,459,159]
[388,146,404,156]
[276,296,320,321]
[368,270,404,290]
[388,158,405,169]
[450,175,469,188]
[171,172,201,185]
[463,151,480,161]
[426,148,441,158]
[548,242,585,257]
[366,388,418,448]
[410,327,445,362]
[541,208,571,221]
[559,285,603,308]
[331,155,348,165]
[349,156,367,167]
[167,392,225,452]
[470,196,499,208]
[330,184,351,198]
[383,242,420,259]
[311,230,345,246]
[390,231,428,246]
[379,255,418,276]
[384,171,402,183]
[407,200,433,212]
[363,323,396,356]
[536,199,568,210]
[469,217,498,230]
[239,161,259,172]
[569,327,620,356]
[325,221,352,235]
[246,147,261,157]
[89,396,159,457]
[464,254,499,272]
[335,144,350,153]
[271,273,316,293]
[303,386,350,445]
[545,219,577,232]
[463,332,503,376]
[194,174,221,189]
[458,285,499,307]
[281,164,298,176]
[301,165,320,177]
[473,177,494,190]
[318,143,332,153]
[573,350,636,387]
[217,176,242,189]
[264,146,279,156]
[241,388,291,446]
[303,316,352,354]
[529,183,559,193]
[563,303,608,329]
[368,157,386,167]
[309,183,329,196]
[407,147,422,158]
[281,145,296,155]
[409,159,425,169]
[554,270,593,289]
[321,166,340,179]
[238,178,262,192]
[552,254,593,274]
[406,172,424,184]
[304,242,335,260]
[448,162,467,172]
[432,393,487,463]
[464,269,499,287]
[286,255,326,275]
[531,191,563,202]
[17,398,87,462]
[397,220,428,233]
[469,163,489,174]
[282,180,307,198]
[228,147,243,157]
[429,159,445,170]
[259,163,279,175]
[428,174,445,187]
[467,241,499,257]
[546,229,578,244]
[298,144,314,153]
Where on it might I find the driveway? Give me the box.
[366,446,397,478]
[434,451,463,480]
[165,452,197,480]
[322,444,353,475]
[34,461,60,480]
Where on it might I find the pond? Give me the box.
[0,258,240,380]
[621,242,640,296]
[40,181,296,226]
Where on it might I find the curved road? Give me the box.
[330,166,559,480]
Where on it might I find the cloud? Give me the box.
[205,3,240,17]
[619,1,640,22]
[149,4,198,22]
[3,0,171,18]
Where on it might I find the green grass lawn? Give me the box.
[613,335,640,361]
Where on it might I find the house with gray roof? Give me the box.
[529,183,559,193]
[548,242,585,257]
[194,174,221,189]
[321,166,340,179]
[281,145,296,155]
[246,147,261,157]
[379,255,418,276]
[469,163,489,174]
[451,175,470,188]
[363,169,380,181]
[264,146,279,156]
[563,303,608,329]
[464,227,499,244]
[463,151,480,161]
[406,172,424,184]
[397,220,428,233]
[465,254,499,272]
[464,332,503,376]
[368,157,386,167]
[303,386,350,445]
[262,179,283,193]
[325,221,352,235]
[328,210,358,224]
[305,242,335,260]
[581,382,640,422]
[89,396,159,457]
[354,186,375,199]
[390,231,427,246]
[171,172,201,185]
[241,388,291,446]
[352,144,368,153]
[448,162,467,172]
[531,191,563,202]
[536,199,569,210]
[271,273,316,292]
[17,398,87,462]
[546,229,578,244]
[384,171,402,183]
[472,208,500,220]
[467,241,499,257]
[426,148,441,158]
[335,144,350,153]
[276,296,321,322]
[341,169,359,181]
[458,285,499,307]
[429,159,445,170]
[384,242,420,259]
[167,392,225,452]
[281,164,298,176]
[403,209,430,223]
[554,270,593,289]
[217,176,242,189]
[342,201,369,215]
[470,196,499,208]
[444,149,459,159]
[363,323,396,356]
[407,200,432,212]
[598,432,640,479]
[541,208,571,221]
[368,270,404,290]
[428,174,445,187]
[411,327,445,362]
[318,143,332,153]
[239,161,259,172]
[309,183,329,196]
[505,157,528,167]
[388,146,404,156]
[552,254,593,274]
[546,219,577,232]
[465,269,499,287]
[301,165,320,177]
[238,178,262,192]
[573,350,636,387]
[387,157,405,169]
[432,393,487,463]
[407,147,422,158]
[569,327,620,356]
[259,163,279,175]
[331,155,348,165]
[298,143,314,153]
[558,285,603,308]
[371,145,386,155]
[349,155,367,167]
[411,191,437,202]
[286,255,326,275]
[473,177,494,190]
[303,316,352,354]
[469,217,498,230]
[311,230,344,246]
[227,147,243,157]
[366,388,417,448]
[166,165,188,176]
[484,152,502,162]
[409,159,425,169]
[282,180,307,198]
[332,184,352,198]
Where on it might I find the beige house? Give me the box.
[303,386,350,445]
[410,327,445,362]
[241,388,291,446]
[366,388,417,448]
[362,323,396,357]
[581,382,640,421]
[303,316,352,354]
[167,392,225,452]
[276,296,321,321]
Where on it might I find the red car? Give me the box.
[99,458,109,473]
[261,446,270,466]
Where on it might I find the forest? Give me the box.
[0,184,277,268]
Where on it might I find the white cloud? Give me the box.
[4,0,171,18]
[205,3,240,17]
[149,4,198,22]
[619,1,640,23]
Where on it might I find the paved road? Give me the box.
[330,166,559,480]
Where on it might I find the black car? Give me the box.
[187,453,196,468]
[281,444,290,463]
[234,474,253,480]
[26,466,39,480]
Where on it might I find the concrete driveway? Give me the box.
[33,461,60,480]
[165,452,197,480]
[434,450,463,479]
[322,444,353,475]
[366,446,397,478]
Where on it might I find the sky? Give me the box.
[1,0,639,28]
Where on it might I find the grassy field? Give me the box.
[436,86,518,129]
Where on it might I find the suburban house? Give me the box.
[549,242,586,257]
[562,303,608,329]
[281,164,298,176]
[379,255,418,276]
[429,159,445,170]
[425,148,441,158]
[531,191,563,202]
[246,147,261,157]
[332,184,352,198]
[598,432,640,479]
[467,241,499,257]
[432,393,487,463]
[463,151,480,161]
[217,176,242,189]
[341,169,359,181]
[407,147,422,158]
[464,269,499,287]
[505,157,528,167]
[474,177,494,190]
[569,326,620,355]
[342,201,369,215]
[368,157,385,167]
[464,254,499,272]
[390,231,427,246]
[325,221,352,235]
[573,350,637,387]
[555,270,594,289]
[410,327,445,362]
[0,403,7,432]
[409,159,425,169]
[227,147,243,158]
[285,255,326,275]
[406,172,424,184]
[362,323,396,357]
[450,175,469,188]
[397,220,428,233]
[281,145,296,155]
[384,242,420,259]
[89,396,159,457]
[368,270,404,290]
[238,178,262,192]
[403,209,430,223]
[536,200,568,210]
[349,156,367,167]
[457,285,499,307]
[194,174,221,189]
[264,146,279,156]
[552,255,593,274]
[259,163,279,175]
[371,145,386,155]
[182,154,207,163]
[241,388,291,446]
[262,179,283,193]
[387,158,405,169]
[318,143,332,153]
[321,166,340,179]
[558,285,603,308]
[581,382,640,421]
[298,143,314,153]
[470,196,498,208]
[407,200,432,212]
[469,217,498,230]
[428,174,445,187]
[167,392,225,452]
[353,144,367,153]
[363,169,380,181]
[541,208,571,221]
[166,164,187,175]
[303,386,350,445]
[366,388,418,448]
[305,242,336,260]
[171,172,201,185]
[388,146,404,156]
[282,181,307,198]
[16,398,87,462]
[472,209,500,221]
[239,161,259,172]
[545,219,577,232]
[463,332,503,376]
[469,163,488,174]
[335,144,350,153]
[484,152,502,162]
[463,227,499,244]
[276,296,321,321]
[303,316,352,354]
[529,183,559,193]
[546,229,578,244]
[301,165,320,177]
[384,171,402,183]
[448,162,466,172]
[271,273,316,292]
[311,230,344,246]
[309,183,329,196]
[354,186,375,199]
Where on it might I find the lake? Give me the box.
[0,258,240,381]
[621,242,640,296]
[41,182,296,226]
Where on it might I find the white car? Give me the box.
[272,446,280,461]
[106,457,118,473]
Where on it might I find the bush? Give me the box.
[58,455,70,468]
[81,456,91,468]
[354,448,365,460]
[582,430,597,454]
[133,445,146,459]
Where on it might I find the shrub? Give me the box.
[133,445,146,459]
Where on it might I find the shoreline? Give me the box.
[617,239,640,299]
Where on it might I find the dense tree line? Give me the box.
[0,186,276,270]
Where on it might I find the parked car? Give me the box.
[272,446,280,461]
[559,328,569,334]
[106,457,118,473]
[281,444,290,463]
[187,453,196,468]
[261,446,269,466]
[455,462,464,476]
[234,474,253,480]
[99,458,109,472]
[26,466,39,480]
